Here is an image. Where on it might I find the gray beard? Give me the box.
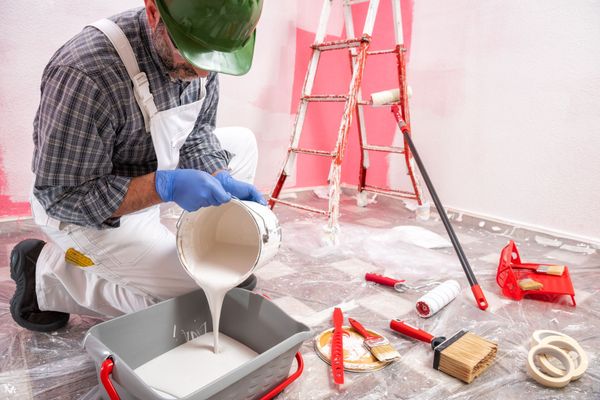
[152,21,198,82]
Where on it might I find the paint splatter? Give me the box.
[0,146,30,218]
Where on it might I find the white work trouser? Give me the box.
[34,127,258,318]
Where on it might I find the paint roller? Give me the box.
[390,105,489,311]
[370,87,412,105]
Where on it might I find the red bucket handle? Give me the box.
[100,352,304,400]
[100,357,119,400]
[260,352,304,400]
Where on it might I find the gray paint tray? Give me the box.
[82,288,312,399]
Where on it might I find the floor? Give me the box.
[0,190,599,399]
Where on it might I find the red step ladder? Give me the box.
[269,0,423,233]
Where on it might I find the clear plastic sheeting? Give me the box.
[1,190,599,399]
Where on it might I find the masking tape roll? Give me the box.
[531,329,574,346]
[538,335,588,380]
[527,344,574,388]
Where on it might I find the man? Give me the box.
[10,0,265,332]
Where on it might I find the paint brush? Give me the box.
[348,318,400,362]
[515,264,565,276]
[390,320,497,383]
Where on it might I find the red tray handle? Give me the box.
[260,352,304,400]
[100,357,120,400]
[100,352,304,400]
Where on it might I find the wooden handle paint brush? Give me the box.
[391,105,489,311]
[348,318,400,362]
[390,319,497,383]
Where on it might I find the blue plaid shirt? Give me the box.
[32,8,231,228]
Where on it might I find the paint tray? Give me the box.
[82,288,312,399]
[496,240,575,305]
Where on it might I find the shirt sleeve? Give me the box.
[178,72,232,173]
[32,66,131,228]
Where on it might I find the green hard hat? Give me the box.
[155,0,264,76]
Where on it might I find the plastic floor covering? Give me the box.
[0,190,598,399]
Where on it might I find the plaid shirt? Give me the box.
[32,7,231,228]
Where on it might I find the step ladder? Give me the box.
[269,0,423,233]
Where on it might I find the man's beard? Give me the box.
[152,21,198,82]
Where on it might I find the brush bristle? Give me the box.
[438,332,497,383]
[536,264,565,276]
[364,337,401,362]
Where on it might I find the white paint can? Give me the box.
[176,199,282,286]
[175,199,281,352]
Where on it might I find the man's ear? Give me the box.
[144,0,160,30]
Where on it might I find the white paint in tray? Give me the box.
[134,332,257,399]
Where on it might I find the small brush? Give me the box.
[518,278,544,290]
[516,264,565,276]
[390,320,497,383]
[348,318,400,362]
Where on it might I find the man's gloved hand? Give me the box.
[215,171,267,205]
[155,169,231,211]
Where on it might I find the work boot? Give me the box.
[10,239,70,332]
[236,274,257,291]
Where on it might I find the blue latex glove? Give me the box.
[215,171,267,205]
[155,169,231,211]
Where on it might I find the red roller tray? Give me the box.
[496,240,575,306]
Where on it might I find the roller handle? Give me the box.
[391,106,488,311]
[348,318,378,340]
[471,285,488,310]
[365,273,405,287]
[389,319,434,343]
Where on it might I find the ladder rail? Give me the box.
[285,0,333,176]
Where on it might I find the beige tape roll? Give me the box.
[527,344,574,388]
[531,329,573,346]
[538,335,588,380]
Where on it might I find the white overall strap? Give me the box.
[89,19,158,132]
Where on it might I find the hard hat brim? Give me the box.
[157,1,256,76]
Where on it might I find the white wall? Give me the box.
[398,0,600,242]
[2,1,599,243]
[0,1,142,209]
[0,0,302,214]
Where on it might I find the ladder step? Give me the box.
[302,95,348,103]
[363,144,405,154]
[366,48,398,56]
[312,38,363,51]
[362,185,419,200]
[270,198,330,216]
[303,95,399,106]
[291,148,336,157]
[350,49,397,58]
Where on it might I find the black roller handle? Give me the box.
[391,106,488,310]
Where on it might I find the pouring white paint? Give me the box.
[177,200,261,353]
[133,201,280,397]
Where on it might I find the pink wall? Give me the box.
[291,0,414,189]
[0,150,30,217]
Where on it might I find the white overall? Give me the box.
[31,19,258,317]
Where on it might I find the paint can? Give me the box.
[415,279,461,318]
[176,199,282,286]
